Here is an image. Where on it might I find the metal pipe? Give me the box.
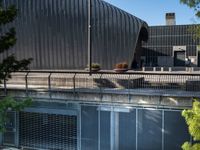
[48,73,52,98]
[87,0,92,75]
[25,72,29,96]
[99,74,103,101]
[128,74,131,103]
[73,73,77,97]
[16,70,200,76]
[3,78,7,96]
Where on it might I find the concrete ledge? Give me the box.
[2,88,193,109]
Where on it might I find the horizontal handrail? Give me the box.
[15,70,200,76]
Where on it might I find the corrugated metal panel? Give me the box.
[2,0,148,70]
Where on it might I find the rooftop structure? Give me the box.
[166,13,176,25]
[143,24,200,67]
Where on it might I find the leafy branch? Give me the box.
[0,96,32,132]
[0,0,32,133]
[182,99,200,150]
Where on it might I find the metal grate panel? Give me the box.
[3,112,17,146]
[19,112,77,150]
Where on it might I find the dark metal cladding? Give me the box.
[2,0,148,70]
[143,24,200,67]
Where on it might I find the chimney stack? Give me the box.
[166,13,176,25]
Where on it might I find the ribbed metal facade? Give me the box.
[2,0,148,70]
[143,24,200,67]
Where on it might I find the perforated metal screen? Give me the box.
[19,112,77,150]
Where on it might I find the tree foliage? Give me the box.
[0,0,32,132]
[0,97,32,132]
[188,25,200,39]
[182,100,200,150]
[180,0,200,17]
[180,1,200,41]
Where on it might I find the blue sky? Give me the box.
[104,0,199,26]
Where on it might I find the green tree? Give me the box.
[180,0,200,17]
[180,1,200,39]
[0,0,32,132]
[182,100,200,150]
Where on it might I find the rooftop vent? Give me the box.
[166,13,176,25]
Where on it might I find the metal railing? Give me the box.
[1,70,200,97]
[141,67,200,72]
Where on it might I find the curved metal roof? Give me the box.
[91,0,149,68]
[101,0,148,41]
[3,0,148,69]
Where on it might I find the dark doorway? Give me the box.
[174,51,185,66]
[198,51,200,67]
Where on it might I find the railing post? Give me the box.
[162,110,165,150]
[161,67,164,72]
[73,73,77,98]
[48,73,52,98]
[128,74,131,103]
[153,67,156,72]
[190,67,193,72]
[87,0,92,75]
[158,74,161,90]
[25,72,29,96]
[99,74,103,101]
[4,78,7,96]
